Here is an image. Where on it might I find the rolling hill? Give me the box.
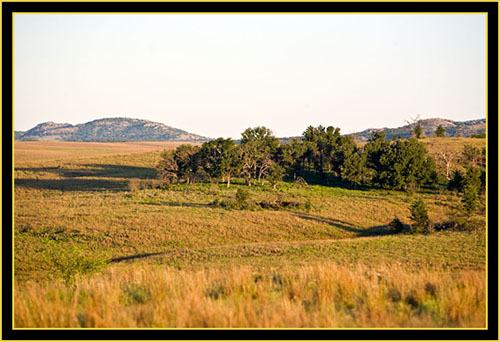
[15,118,209,142]
[347,118,486,142]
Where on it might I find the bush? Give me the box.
[41,240,109,284]
[448,169,464,192]
[235,188,250,204]
[409,199,431,234]
[462,184,478,216]
[387,218,404,233]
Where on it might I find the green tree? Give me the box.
[172,144,200,184]
[435,125,446,137]
[409,199,431,234]
[198,138,237,183]
[275,137,307,179]
[156,150,179,183]
[414,124,423,139]
[156,145,200,184]
[462,144,483,167]
[364,131,390,174]
[370,138,437,191]
[340,152,369,186]
[240,127,280,185]
[267,163,285,190]
[447,169,464,192]
[219,145,243,188]
[462,183,478,216]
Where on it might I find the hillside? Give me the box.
[347,118,486,142]
[15,118,209,142]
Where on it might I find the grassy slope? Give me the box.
[13,138,487,327]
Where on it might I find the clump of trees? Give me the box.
[156,125,439,192]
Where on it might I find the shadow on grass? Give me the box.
[110,252,166,263]
[14,164,156,179]
[14,178,129,192]
[290,211,392,237]
[15,164,157,191]
[140,201,211,208]
[16,164,157,180]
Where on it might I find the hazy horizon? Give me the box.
[15,115,486,139]
[14,14,486,139]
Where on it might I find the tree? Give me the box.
[414,124,424,139]
[156,145,200,184]
[448,169,464,192]
[435,125,446,137]
[219,145,243,188]
[340,152,369,186]
[405,115,421,137]
[364,132,389,169]
[462,183,478,216]
[427,140,459,180]
[172,144,200,184]
[275,138,307,179]
[409,199,431,234]
[240,127,279,185]
[267,163,285,190]
[156,150,179,184]
[462,144,483,167]
[373,138,437,191]
[198,138,237,184]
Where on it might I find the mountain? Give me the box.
[15,118,209,142]
[275,118,486,143]
[347,118,486,142]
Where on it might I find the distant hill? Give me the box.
[347,118,486,142]
[275,118,486,143]
[15,118,209,142]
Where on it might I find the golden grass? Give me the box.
[14,141,198,163]
[13,139,487,328]
[14,263,485,328]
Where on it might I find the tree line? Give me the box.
[157,125,480,189]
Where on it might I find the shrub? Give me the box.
[387,218,404,233]
[41,240,109,284]
[409,199,431,234]
[462,184,478,216]
[235,188,250,204]
[448,169,464,192]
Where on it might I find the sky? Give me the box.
[14,14,486,139]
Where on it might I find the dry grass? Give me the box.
[14,263,485,328]
[13,139,487,328]
[14,141,199,163]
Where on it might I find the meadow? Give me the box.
[13,138,487,328]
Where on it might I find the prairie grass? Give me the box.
[14,263,485,328]
[13,139,487,328]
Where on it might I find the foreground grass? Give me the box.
[13,140,487,328]
[15,263,485,328]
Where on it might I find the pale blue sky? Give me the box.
[14,14,486,138]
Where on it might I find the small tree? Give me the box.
[414,124,423,139]
[462,183,478,216]
[409,199,431,234]
[435,125,446,137]
[448,169,464,192]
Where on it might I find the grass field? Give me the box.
[13,138,487,328]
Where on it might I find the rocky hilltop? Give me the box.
[15,118,209,142]
[347,118,486,142]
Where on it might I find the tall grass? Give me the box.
[15,263,485,328]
